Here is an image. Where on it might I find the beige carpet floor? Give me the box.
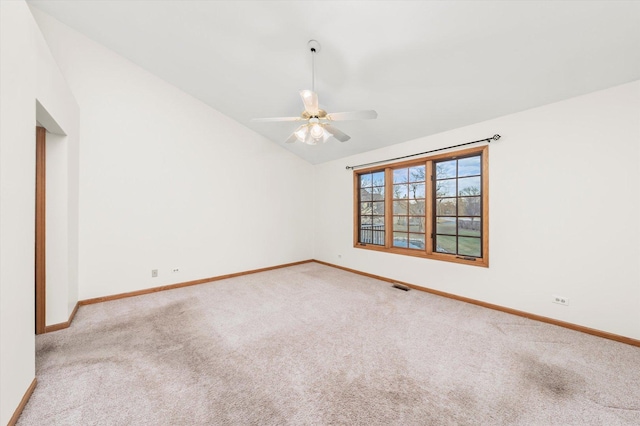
[17,262,640,425]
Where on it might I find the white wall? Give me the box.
[0,1,79,423]
[315,81,640,340]
[45,131,70,325]
[30,8,315,301]
[0,3,37,422]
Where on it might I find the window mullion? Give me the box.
[482,150,489,262]
[384,167,393,248]
[353,172,360,246]
[426,161,434,255]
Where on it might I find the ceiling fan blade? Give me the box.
[326,110,378,121]
[300,90,319,115]
[323,124,351,142]
[251,116,303,123]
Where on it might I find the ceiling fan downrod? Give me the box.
[308,40,321,94]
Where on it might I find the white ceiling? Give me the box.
[28,1,640,164]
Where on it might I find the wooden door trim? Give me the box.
[35,126,46,334]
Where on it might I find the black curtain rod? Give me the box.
[345,134,501,170]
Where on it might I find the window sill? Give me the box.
[354,243,489,268]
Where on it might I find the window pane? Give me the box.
[458,156,481,177]
[371,186,384,199]
[393,200,408,215]
[408,216,425,233]
[393,216,408,232]
[393,168,408,184]
[361,226,385,245]
[408,199,425,216]
[393,184,408,199]
[360,202,371,215]
[409,165,425,182]
[436,217,456,235]
[435,235,456,253]
[393,232,409,248]
[459,217,481,236]
[436,160,456,179]
[360,174,372,187]
[436,179,456,197]
[371,171,385,186]
[359,229,371,244]
[408,233,425,249]
[372,216,385,226]
[359,189,373,202]
[409,183,425,199]
[458,197,481,216]
[458,237,481,257]
[436,198,456,216]
[458,176,481,196]
[360,216,372,225]
[372,201,385,215]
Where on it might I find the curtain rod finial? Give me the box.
[492,134,501,141]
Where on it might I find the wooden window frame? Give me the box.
[353,146,489,267]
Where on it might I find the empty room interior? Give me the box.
[1,1,640,424]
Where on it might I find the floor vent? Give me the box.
[392,283,410,291]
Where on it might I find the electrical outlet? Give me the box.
[172,268,180,273]
[151,269,158,278]
[552,294,569,306]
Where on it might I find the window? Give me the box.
[434,155,483,258]
[392,165,426,250]
[354,146,488,267]
[358,170,385,246]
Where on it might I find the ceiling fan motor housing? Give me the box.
[302,110,327,120]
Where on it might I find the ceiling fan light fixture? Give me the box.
[294,126,309,142]
[309,127,331,145]
[310,122,324,139]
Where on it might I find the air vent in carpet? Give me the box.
[392,283,410,291]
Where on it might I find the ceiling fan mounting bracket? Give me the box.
[307,39,321,53]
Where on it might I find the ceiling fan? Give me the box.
[252,40,377,145]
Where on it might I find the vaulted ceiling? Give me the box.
[28,1,640,164]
